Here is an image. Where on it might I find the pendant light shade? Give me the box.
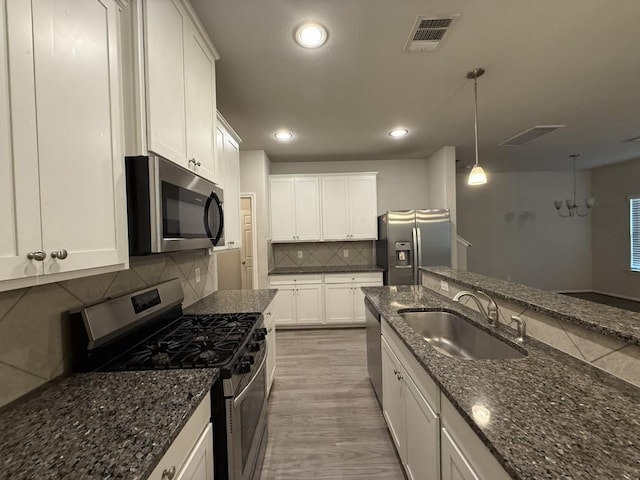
[468,164,487,185]
[467,67,488,186]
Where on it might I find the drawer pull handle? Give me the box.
[162,466,176,480]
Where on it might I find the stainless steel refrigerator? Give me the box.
[376,209,451,285]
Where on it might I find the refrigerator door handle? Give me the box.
[412,227,420,285]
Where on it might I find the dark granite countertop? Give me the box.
[269,265,383,275]
[422,267,640,347]
[362,285,640,480]
[184,288,278,315]
[0,369,218,480]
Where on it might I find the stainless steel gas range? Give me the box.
[70,279,268,480]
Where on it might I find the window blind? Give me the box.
[631,197,640,272]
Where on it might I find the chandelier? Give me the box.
[554,154,595,217]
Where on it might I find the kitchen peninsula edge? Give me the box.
[362,285,640,480]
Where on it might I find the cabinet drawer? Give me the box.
[147,393,211,480]
[268,274,323,285]
[324,272,382,284]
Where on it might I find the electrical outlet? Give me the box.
[343,249,349,258]
[440,280,449,292]
[195,267,201,283]
[297,250,303,259]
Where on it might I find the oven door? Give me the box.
[229,353,268,480]
[158,157,225,251]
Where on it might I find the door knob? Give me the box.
[27,250,46,261]
[51,249,68,260]
[242,261,246,265]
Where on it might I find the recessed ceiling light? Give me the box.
[295,23,328,48]
[389,128,409,138]
[274,130,293,141]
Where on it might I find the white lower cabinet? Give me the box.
[148,393,213,480]
[381,318,510,480]
[325,273,383,324]
[264,298,277,395]
[268,275,323,326]
[382,334,439,480]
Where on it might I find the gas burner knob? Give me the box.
[239,361,251,374]
[244,355,255,364]
[249,343,261,352]
[254,329,267,341]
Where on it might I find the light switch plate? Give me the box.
[440,280,449,292]
[195,267,201,283]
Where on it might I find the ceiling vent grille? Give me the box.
[404,15,458,52]
[498,125,565,146]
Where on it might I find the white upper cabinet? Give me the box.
[143,0,218,182]
[0,0,128,292]
[145,0,188,164]
[216,114,242,249]
[269,177,322,242]
[184,22,216,180]
[322,175,377,240]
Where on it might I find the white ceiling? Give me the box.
[191,0,640,171]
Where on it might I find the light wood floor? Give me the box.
[260,328,405,480]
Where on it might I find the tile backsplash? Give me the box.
[0,250,218,408]
[272,241,375,268]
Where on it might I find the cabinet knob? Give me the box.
[162,466,176,480]
[188,158,196,165]
[196,161,201,167]
[27,250,46,261]
[51,249,68,260]
[242,261,246,265]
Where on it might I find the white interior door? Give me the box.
[0,0,42,281]
[240,197,254,289]
[33,0,127,274]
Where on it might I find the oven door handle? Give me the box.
[234,353,267,407]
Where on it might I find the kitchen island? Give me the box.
[363,285,640,480]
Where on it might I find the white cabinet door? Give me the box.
[354,281,383,323]
[33,0,127,274]
[321,176,349,240]
[405,374,440,480]
[382,337,406,461]
[0,0,42,282]
[264,300,277,395]
[184,23,215,181]
[214,125,226,187]
[293,178,321,241]
[145,0,187,165]
[324,284,353,324]
[441,428,480,480]
[175,424,214,480]
[223,135,241,248]
[295,284,324,324]
[270,178,296,242]
[272,285,295,326]
[349,175,378,240]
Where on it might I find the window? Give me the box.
[631,196,640,272]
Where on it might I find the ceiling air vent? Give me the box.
[498,125,565,146]
[404,15,459,52]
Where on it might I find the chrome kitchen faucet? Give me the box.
[453,290,500,328]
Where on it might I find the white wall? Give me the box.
[270,158,430,214]
[239,150,271,288]
[426,146,457,267]
[591,157,640,300]
[457,171,593,291]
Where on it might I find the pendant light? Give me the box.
[554,154,595,217]
[467,67,488,185]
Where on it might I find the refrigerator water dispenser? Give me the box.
[395,242,411,267]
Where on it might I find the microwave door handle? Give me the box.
[204,193,224,245]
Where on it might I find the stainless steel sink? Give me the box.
[398,309,527,360]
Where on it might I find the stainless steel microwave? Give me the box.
[125,155,224,255]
